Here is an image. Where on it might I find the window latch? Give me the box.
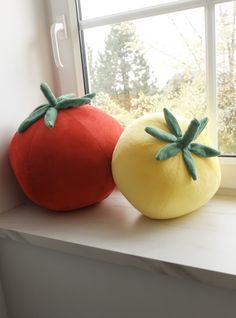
[50,15,68,68]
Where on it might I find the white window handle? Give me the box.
[50,15,68,68]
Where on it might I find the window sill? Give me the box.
[0,190,236,291]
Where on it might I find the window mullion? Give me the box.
[205,0,218,147]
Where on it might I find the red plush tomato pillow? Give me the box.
[10,83,123,211]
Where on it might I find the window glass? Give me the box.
[80,0,181,19]
[216,1,236,154]
[84,8,206,126]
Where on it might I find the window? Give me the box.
[50,0,236,188]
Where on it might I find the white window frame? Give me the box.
[49,0,236,190]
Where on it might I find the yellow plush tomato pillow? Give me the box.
[112,108,221,219]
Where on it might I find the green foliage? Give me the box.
[158,71,207,119]
[93,92,135,126]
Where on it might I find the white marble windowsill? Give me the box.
[0,190,236,291]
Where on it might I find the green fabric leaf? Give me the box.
[40,83,57,107]
[182,149,197,180]
[163,108,182,137]
[31,103,49,114]
[18,83,96,132]
[84,92,96,99]
[57,93,95,104]
[189,143,220,157]
[194,117,208,140]
[57,93,76,102]
[44,107,58,128]
[18,105,49,132]
[145,126,177,142]
[56,97,91,110]
[156,143,181,160]
[180,119,200,148]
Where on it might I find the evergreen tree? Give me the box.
[90,22,155,110]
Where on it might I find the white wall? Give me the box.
[0,1,55,316]
[0,0,55,213]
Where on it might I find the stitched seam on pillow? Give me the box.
[64,110,113,189]
[66,109,111,162]
[155,153,182,214]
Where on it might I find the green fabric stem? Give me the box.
[40,83,57,107]
[164,108,182,137]
[194,117,208,140]
[18,105,50,132]
[18,82,96,132]
[31,103,49,114]
[56,97,91,110]
[145,127,177,142]
[84,92,96,99]
[156,143,181,160]
[180,119,200,149]
[44,107,58,128]
[189,143,221,157]
[144,108,220,181]
[57,93,76,102]
[182,149,197,180]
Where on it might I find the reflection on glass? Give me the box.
[216,1,236,154]
[84,8,206,127]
